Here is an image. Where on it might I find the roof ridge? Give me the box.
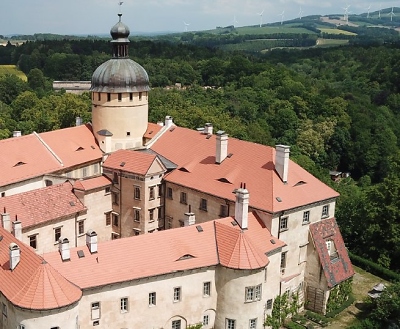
[33,132,64,166]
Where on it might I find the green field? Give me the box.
[236,26,317,35]
[319,28,357,35]
[316,38,350,47]
[0,65,27,81]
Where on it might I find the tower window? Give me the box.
[107,93,111,102]
[98,93,101,101]
[118,93,122,102]
[127,132,131,136]
[129,93,133,101]
[139,92,143,101]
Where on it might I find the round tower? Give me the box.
[91,13,150,153]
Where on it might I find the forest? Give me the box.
[1,37,400,291]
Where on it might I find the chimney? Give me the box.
[275,145,290,183]
[1,208,11,232]
[58,237,70,261]
[204,123,213,135]
[157,121,164,126]
[86,230,98,254]
[216,131,228,164]
[165,116,173,128]
[235,183,249,230]
[12,220,22,241]
[75,117,83,126]
[9,243,20,270]
[184,205,196,226]
[13,131,22,137]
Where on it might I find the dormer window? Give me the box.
[322,205,329,218]
[326,239,338,261]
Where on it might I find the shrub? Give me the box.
[325,293,355,318]
[285,321,305,329]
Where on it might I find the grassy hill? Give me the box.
[0,65,27,81]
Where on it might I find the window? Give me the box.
[105,212,111,226]
[167,187,173,199]
[245,284,262,302]
[94,163,99,174]
[1,192,5,197]
[158,207,163,220]
[149,186,155,200]
[133,229,140,236]
[149,209,154,222]
[82,167,87,177]
[203,282,211,297]
[105,186,111,194]
[172,320,181,329]
[326,239,338,260]
[54,227,61,242]
[29,234,37,249]
[249,319,257,329]
[18,325,25,329]
[220,204,228,217]
[149,292,156,306]
[173,287,181,302]
[112,192,119,205]
[139,92,143,101]
[107,93,111,102]
[266,299,273,310]
[203,315,209,326]
[113,213,119,227]
[299,244,307,263]
[180,192,187,204]
[2,302,7,317]
[200,198,208,211]
[78,220,85,235]
[322,205,329,218]
[91,302,101,320]
[113,172,118,184]
[120,297,128,312]
[279,217,288,231]
[134,209,140,222]
[158,184,163,197]
[118,93,122,102]
[45,179,53,186]
[280,251,287,274]
[129,93,133,101]
[302,211,310,224]
[134,186,141,200]
[226,319,236,329]
[98,93,101,101]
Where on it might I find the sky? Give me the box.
[1,0,400,36]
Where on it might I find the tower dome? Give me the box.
[90,13,150,93]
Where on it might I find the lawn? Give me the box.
[327,266,388,328]
[0,65,27,81]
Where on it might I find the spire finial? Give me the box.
[118,1,123,21]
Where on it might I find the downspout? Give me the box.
[119,169,122,238]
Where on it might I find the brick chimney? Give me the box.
[275,145,290,183]
[204,123,213,135]
[1,208,11,232]
[86,230,98,254]
[184,205,196,226]
[9,243,20,270]
[216,131,228,164]
[12,220,22,241]
[235,183,249,230]
[58,237,70,261]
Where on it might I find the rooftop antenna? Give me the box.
[279,10,285,25]
[389,7,395,22]
[183,21,190,32]
[366,4,371,18]
[257,9,265,27]
[298,7,304,20]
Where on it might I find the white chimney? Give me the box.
[216,131,228,164]
[13,131,22,137]
[86,230,98,254]
[75,117,82,126]
[165,116,173,128]
[235,183,249,230]
[157,121,164,126]
[184,205,196,226]
[9,243,20,270]
[204,123,213,135]
[12,220,22,241]
[1,208,11,232]
[275,145,290,183]
[58,237,70,261]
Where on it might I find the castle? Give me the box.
[0,13,354,329]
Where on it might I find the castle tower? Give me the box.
[90,12,150,153]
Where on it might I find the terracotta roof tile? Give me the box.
[0,182,86,229]
[0,228,82,309]
[309,218,355,288]
[144,122,162,139]
[73,176,112,191]
[103,149,159,175]
[151,127,339,213]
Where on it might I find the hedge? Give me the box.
[348,252,400,282]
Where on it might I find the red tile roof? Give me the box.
[73,176,112,191]
[44,213,283,289]
[0,228,82,310]
[39,124,102,168]
[144,122,162,139]
[103,149,159,175]
[309,218,354,288]
[0,182,86,229]
[151,127,339,213]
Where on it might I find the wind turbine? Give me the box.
[257,9,265,27]
[183,21,190,32]
[279,10,285,25]
[233,15,239,27]
[378,4,382,19]
[343,5,350,23]
[389,7,395,22]
[298,7,304,20]
[366,5,371,18]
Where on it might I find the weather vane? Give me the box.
[119,2,123,13]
